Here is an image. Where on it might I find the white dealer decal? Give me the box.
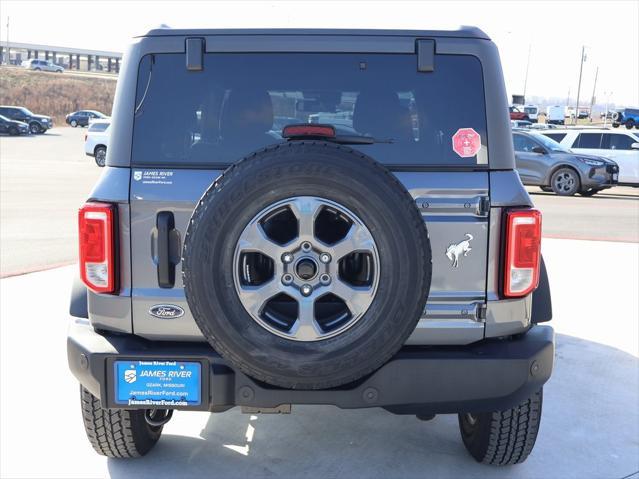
[133,170,174,185]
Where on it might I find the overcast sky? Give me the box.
[1,0,637,105]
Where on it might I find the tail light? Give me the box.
[84,133,88,142]
[503,209,542,298]
[79,202,116,293]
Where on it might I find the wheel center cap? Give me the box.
[295,258,317,280]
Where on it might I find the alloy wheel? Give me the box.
[233,196,379,342]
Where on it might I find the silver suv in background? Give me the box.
[513,130,618,196]
[21,58,64,73]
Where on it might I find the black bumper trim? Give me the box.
[67,319,554,414]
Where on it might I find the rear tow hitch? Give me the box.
[144,409,174,427]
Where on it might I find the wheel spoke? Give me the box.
[237,221,283,259]
[237,279,282,317]
[331,223,375,260]
[288,198,322,240]
[289,298,323,340]
[330,278,374,318]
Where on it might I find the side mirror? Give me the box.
[532,146,546,154]
[631,142,639,150]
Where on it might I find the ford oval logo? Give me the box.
[149,304,185,319]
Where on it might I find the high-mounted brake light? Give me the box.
[503,209,542,298]
[79,202,116,293]
[282,124,336,139]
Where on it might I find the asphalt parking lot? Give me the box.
[0,127,101,276]
[0,127,638,478]
[1,127,637,277]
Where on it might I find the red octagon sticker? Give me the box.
[452,128,481,158]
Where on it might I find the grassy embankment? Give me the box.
[0,67,116,124]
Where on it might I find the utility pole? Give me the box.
[589,66,598,122]
[603,91,612,128]
[522,43,532,103]
[5,16,9,65]
[574,46,586,125]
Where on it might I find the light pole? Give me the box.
[5,16,9,65]
[522,43,532,103]
[603,91,613,128]
[574,46,587,125]
[589,66,598,122]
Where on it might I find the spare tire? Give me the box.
[182,141,432,389]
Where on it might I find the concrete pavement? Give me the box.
[1,238,637,478]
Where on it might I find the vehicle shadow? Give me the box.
[106,333,639,479]
[0,134,37,139]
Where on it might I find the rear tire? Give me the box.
[80,386,163,458]
[550,167,580,196]
[458,389,543,466]
[95,146,107,167]
[70,119,78,127]
[29,122,42,134]
[625,119,635,130]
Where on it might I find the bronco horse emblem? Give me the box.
[446,234,473,268]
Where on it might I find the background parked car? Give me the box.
[530,123,559,130]
[0,105,52,134]
[522,105,540,122]
[509,106,530,121]
[546,105,566,125]
[511,120,532,129]
[66,110,108,128]
[513,130,618,196]
[84,119,110,167]
[21,58,64,73]
[612,108,639,129]
[0,115,29,136]
[541,129,639,186]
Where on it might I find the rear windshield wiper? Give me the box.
[281,124,393,145]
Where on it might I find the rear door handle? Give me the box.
[156,211,179,288]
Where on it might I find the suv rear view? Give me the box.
[68,28,553,465]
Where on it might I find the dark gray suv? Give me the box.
[68,28,554,465]
[513,130,619,196]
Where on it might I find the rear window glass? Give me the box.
[131,53,488,167]
[89,122,109,132]
[575,133,603,148]
[605,134,636,150]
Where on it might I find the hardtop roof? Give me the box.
[139,26,490,40]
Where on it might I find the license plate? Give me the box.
[114,360,201,407]
[613,173,618,181]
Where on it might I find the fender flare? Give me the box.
[69,274,88,319]
[531,255,552,323]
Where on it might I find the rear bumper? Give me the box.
[68,319,554,414]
